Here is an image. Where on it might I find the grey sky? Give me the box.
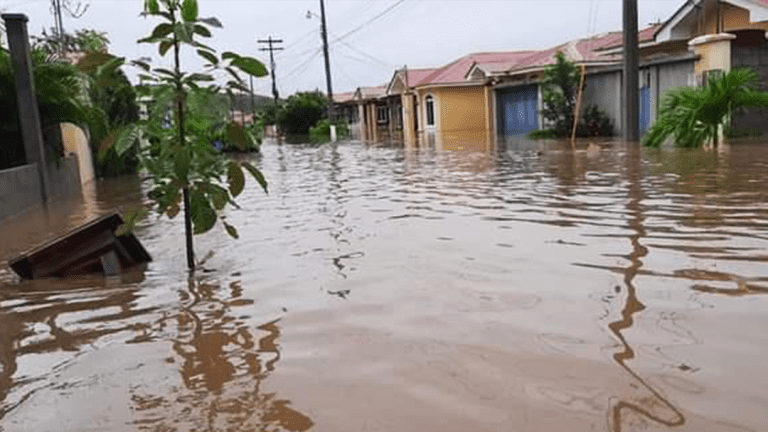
[2,0,683,97]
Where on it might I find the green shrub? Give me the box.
[276,91,327,135]
[582,105,613,137]
[309,118,349,143]
[527,129,559,139]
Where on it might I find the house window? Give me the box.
[377,106,389,123]
[425,95,435,127]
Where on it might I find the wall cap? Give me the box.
[688,33,737,47]
[1,13,29,22]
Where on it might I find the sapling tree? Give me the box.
[102,0,269,270]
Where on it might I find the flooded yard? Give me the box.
[1,137,767,432]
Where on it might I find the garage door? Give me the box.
[497,85,539,136]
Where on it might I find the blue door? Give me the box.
[639,86,651,132]
[497,85,539,136]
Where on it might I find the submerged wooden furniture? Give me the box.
[9,213,152,279]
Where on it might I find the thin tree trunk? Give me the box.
[171,11,195,270]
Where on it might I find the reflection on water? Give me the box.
[1,134,768,431]
[606,147,685,431]
[132,277,312,431]
[0,271,150,418]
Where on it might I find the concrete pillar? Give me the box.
[689,33,736,145]
[365,103,372,142]
[402,93,415,143]
[3,13,50,203]
[387,98,394,140]
[369,102,378,142]
[689,33,736,85]
[357,103,365,140]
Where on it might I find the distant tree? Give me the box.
[33,28,109,55]
[259,102,281,125]
[540,51,580,137]
[276,91,328,135]
[644,68,768,148]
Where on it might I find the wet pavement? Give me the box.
[0,137,767,431]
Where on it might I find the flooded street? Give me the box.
[1,137,767,432]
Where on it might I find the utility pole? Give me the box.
[258,35,283,105]
[249,75,255,122]
[51,0,64,52]
[319,0,334,121]
[622,0,639,142]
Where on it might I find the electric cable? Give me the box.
[330,0,406,44]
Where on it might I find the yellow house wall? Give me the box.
[433,86,487,133]
[704,3,749,33]
[698,3,768,34]
[692,36,734,77]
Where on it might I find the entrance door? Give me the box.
[497,85,539,136]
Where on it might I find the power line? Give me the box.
[282,48,322,81]
[331,54,358,91]
[279,27,317,53]
[336,39,396,69]
[330,0,406,44]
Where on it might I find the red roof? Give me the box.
[404,68,438,86]
[357,85,387,100]
[418,51,535,86]
[506,25,659,71]
[334,92,354,103]
[404,26,658,88]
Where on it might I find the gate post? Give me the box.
[3,13,50,204]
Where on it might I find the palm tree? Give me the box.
[643,67,768,148]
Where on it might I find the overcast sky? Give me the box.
[2,0,683,96]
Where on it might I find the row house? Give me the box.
[343,0,768,143]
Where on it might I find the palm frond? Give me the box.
[644,67,768,147]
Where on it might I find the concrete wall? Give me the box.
[583,70,623,135]
[582,59,694,137]
[654,59,696,118]
[0,155,81,221]
[61,122,95,187]
[0,164,42,221]
[732,37,768,134]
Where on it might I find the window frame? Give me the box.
[377,105,389,123]
[425,95,435,127]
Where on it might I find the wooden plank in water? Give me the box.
[8,213,152,279]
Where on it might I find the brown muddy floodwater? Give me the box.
[1,137,767,432]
